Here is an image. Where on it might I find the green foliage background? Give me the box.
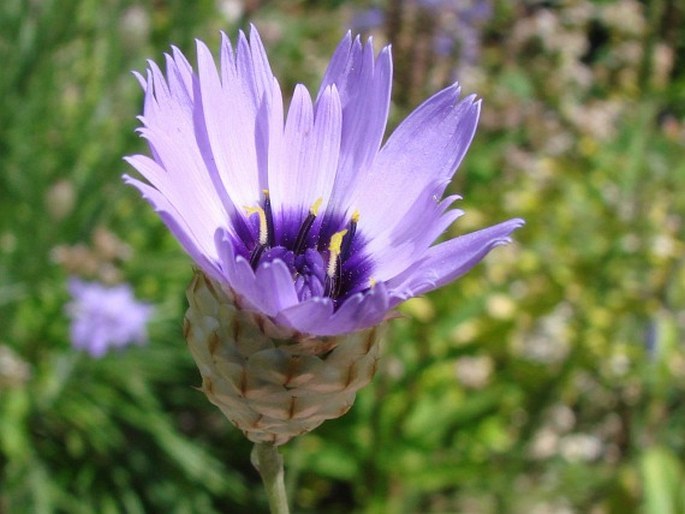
[1,0,684,512]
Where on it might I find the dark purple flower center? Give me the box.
[233,193,373,305]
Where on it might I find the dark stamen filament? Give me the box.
[293,212,316,255]
[249,244,265,268]
[263,191,276,247]
[339,216,357,262]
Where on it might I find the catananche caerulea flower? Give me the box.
[124,27,523,339]
[125,27,522,445]
[66,279,153,357]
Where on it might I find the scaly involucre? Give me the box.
[124,27,523,338]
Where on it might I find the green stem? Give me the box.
[252,443,290,514]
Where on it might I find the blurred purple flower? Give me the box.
[66,279,153,357]
[124,27,523,337]
[417,0,441,8]
[419,0,492,21]
[349,7,385,32]
[433,32,456,56]
[420,0,493,63]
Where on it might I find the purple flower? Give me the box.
[124,27,523,337]
[349,7,385,32]
[422,0,493,63]
[66,279,153,357]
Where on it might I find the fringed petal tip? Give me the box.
[386,217,525,304]
[508,217,526,231]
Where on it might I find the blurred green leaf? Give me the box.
[641,446,685,514]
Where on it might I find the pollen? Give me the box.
[310,197,323,216]
[245,205,269,246]
[327,229,348,278]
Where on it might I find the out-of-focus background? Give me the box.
[1,1,684,512]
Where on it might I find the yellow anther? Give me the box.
[245,206,268,246]
[369,277,377,288]
[351,210,360,223]
[310,197,323,216]
[327,229,348,277]
[329,229,348,255]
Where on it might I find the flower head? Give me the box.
[124,27,522,338]
[66,279,153,357]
